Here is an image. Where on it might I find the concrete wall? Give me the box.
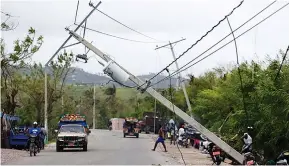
[111,118,125,130]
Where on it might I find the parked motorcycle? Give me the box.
[241,144,258,165]
[207,142,225,165]
[178,133,189,148]
[212,145,223,165]
[276,151,289,165]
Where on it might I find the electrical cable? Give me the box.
[96,9,165,42]
[74,0,80,24]
[137,0,245,88]
[76,24,163,44]
[226,17,249,128]
[145,0,276,88]
[0,11,19,17]
[275,45,289,81]
[149,1,288,88]
[167,69,186,166]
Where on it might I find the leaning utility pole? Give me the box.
[155,38,193,117]
[65,29,243,164]
[43,1,102,141]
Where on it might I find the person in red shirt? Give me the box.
[152,124,167,152]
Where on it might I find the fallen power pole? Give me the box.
[65,28,244,163]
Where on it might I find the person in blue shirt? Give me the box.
[26,122,42,150]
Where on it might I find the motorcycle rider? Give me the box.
[241,126,253,154]
[26,122,42,150]
[108,120,112,130]
[40,124,47,149]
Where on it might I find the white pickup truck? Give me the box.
[55,124,89,152]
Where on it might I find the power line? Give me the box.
[150,1,289,88]
[0,11,19,17]
[275,45,289,81]
[138,0,245,88]
[96,9,165,42]
[226,17,249,128]
[77,24,163,44]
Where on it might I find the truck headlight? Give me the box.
[58,137,64,141]
[78,137,85,141]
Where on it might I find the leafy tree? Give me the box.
[1,27,43,115]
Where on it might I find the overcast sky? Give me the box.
[1,0,289,77]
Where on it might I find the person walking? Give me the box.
[152,124,167,152]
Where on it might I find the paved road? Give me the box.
[5,130,177,165]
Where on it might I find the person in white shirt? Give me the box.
[178,125,185,142]
[241,126,253,153]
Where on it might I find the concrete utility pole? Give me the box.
[43,1,102,141]
[93,84,96,129]
[66,30,244,163]
[155,38,193,117]
[154,98,156,134]
[61,95,64,113]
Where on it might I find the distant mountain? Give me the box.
[20,67,189,88]
[66,68,188,88]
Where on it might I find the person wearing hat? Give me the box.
[26,122,42,150]
[241,126,253,154]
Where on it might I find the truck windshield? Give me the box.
[59,126,85,133]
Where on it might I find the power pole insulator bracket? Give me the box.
[137,80,151,93]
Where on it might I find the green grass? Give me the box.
[66,85,149,101]
[48,140,55,144]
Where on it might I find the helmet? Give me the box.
[33,122,37,125]
[247,126,253,132]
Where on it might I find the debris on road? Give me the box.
[1,149,27,164]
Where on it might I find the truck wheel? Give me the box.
[56,145,62,152]
[83,143,87,151]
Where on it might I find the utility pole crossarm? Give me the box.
[67,30,244,164]
[68,30,110,62]
[155,38,186,50]
[45,1,102,67]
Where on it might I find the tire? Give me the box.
[123,133,126,138]
[56,143,62,152]
[41,140,44,150]
[34,146,37,156]
[30,144,34,157]
[83,143,87,151]
[136,134,139,138]
[37,144,40,153]
[215,156,221,165]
